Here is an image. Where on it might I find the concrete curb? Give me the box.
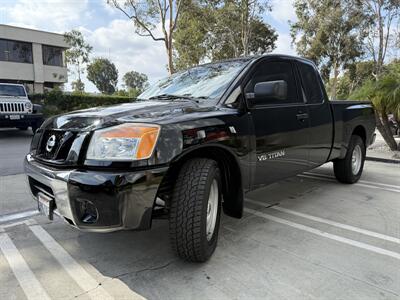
[366,156,400,164]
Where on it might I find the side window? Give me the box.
[245,61,299,105]
[297,62,324,104]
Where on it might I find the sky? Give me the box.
[0,0,298,93]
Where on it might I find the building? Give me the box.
[0,24,69,94]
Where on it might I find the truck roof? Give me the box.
[202,54,316,67]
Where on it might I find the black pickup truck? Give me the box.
[25,55,376,262]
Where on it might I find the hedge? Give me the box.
[30,90,133,116]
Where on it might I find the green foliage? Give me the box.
[71,79,85,93]
[327,61,375,99]
[108,0,184,74]
[291,0,365,99]
[174,0,277,71]
[87,58,119,94]
[30,90,132,116]
[350,61,400,117]
[248,19,278,55]
[114,88,141,98]
[358,0,400,78]
[64,29,93,91]
[173,1,209,70]
[122,71,149,91]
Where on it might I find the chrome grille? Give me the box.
[0,102,27,113]
[36,130,77,162]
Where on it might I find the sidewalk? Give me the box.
[367,131,400,164]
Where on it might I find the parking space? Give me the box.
[1,161,399,299]
[0,128,33,176]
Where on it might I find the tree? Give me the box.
[247,19,278,55]
[239,0,271,56]
[123,71,149,92]
[291,0,365,99]
[329,60,375,98]
[350,61,400,150]
[357,0,400,79]
[108,0,184,74]
[71,80,85,93]
[64,30,93,92]
[87,58,118,94]
[173,1,210,70]
[174,0,277,70]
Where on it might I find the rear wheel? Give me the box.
[334,135,366,183]
[169,158,222,262]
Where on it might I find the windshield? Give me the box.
[139,59,250,100]
[0,85,26,97]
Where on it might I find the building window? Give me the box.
[42,45,64,67]
[0,39,33,63]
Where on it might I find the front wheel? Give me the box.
[169,158,222,262]
[334,135,366,184]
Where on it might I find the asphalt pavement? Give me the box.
[0,128,33,176]
[0,128,399,299]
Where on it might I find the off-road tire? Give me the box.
[334,135,366,184]
[169,158,222,262]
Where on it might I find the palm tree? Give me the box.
[351,62,400,151]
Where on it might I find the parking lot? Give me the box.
[1,128,399,300]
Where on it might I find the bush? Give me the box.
[29,90,133,116]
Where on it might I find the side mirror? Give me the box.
[246,80,288,103]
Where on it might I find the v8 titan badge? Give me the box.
[258,150,286,161]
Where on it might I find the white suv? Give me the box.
[0,83,43,133]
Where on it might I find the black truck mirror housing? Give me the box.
[246,80,288,106]
[254,80,287,100]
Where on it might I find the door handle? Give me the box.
[296,113,309,121]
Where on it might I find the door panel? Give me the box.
[296,61,333,166]
[245,59,310,189]
[250,104,310,187]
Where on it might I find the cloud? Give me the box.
[2,0,169,92]
[1,0,298,92]
[272,33,297,55]
[80,19,168,92]
[270,0,297,24]
[6,0,89,32]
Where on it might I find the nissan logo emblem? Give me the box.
[46,135,56,152]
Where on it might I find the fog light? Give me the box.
[78,200,98,224]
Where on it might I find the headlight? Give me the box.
[25,102,32,109]
[86,123,160,161]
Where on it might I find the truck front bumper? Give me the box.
[24,154,168,232]
[0,113,43,128]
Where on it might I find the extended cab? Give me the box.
[0,83,43,133]
[25,55,376,262]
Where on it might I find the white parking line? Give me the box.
[298,174,400,194]
[246,199,400,244]
[0,233,51,300]
[0,209,39,224]
[29,224,114,299]
[244,207,400,260]
[304,172,400,190]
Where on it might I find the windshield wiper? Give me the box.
[148,94,207,102]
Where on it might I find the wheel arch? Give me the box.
[158,144,244,219]
[352,125,367,146]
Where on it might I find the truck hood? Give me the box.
[42,100,216,131]
[0,96,29,102]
